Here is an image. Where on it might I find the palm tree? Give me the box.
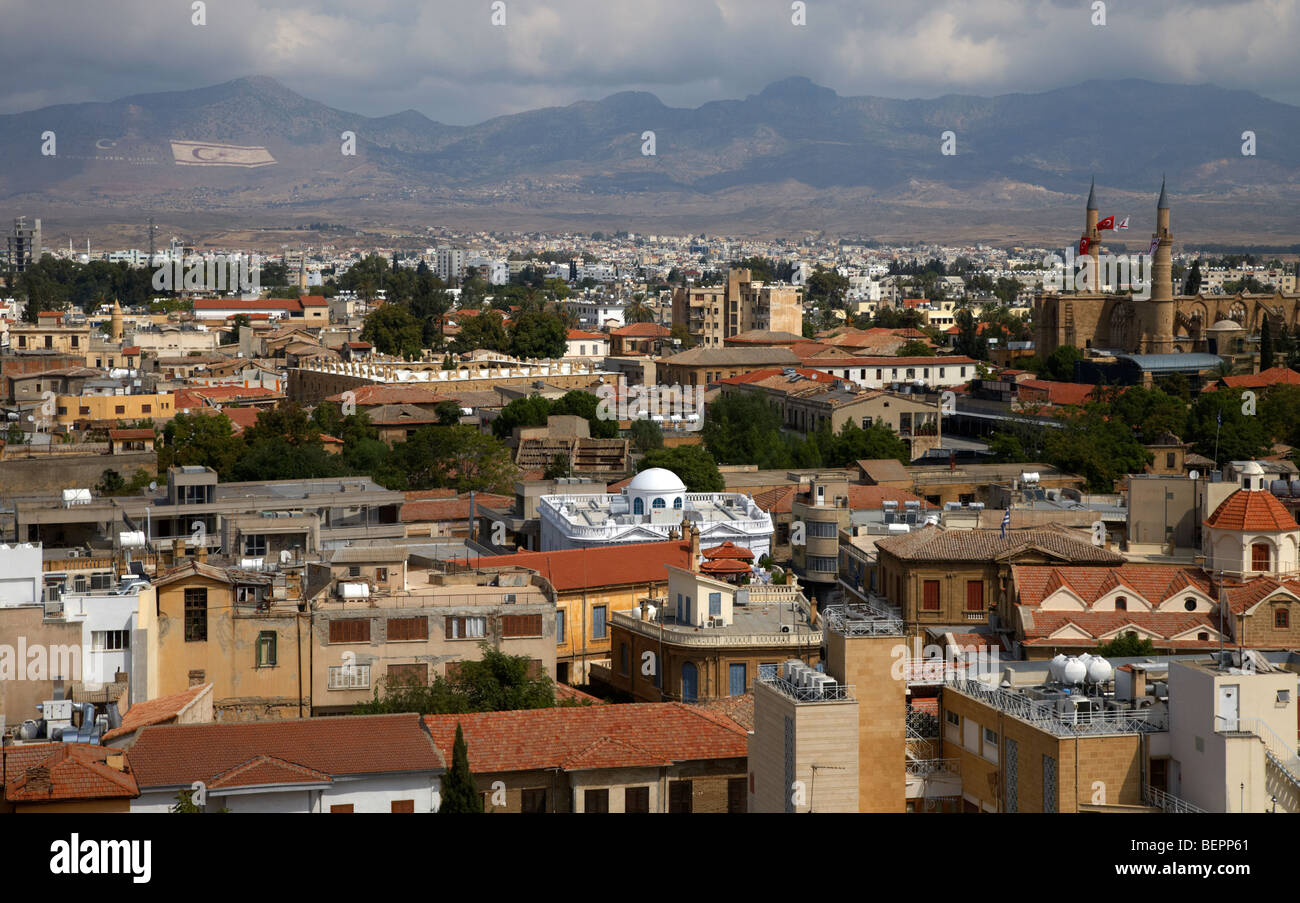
[625,294,654,324]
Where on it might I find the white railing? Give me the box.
[906,758,959,779]
[946,679,1169,736]
[821,604,904,637]
[1143,784,1205,814]
[758,674,854,703]
[1215,716,1300,785]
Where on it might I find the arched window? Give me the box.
[681,662,698,703]
[1252,542,1271,571]
[673,497,683,509]
[1115,596,1127,611]
[633,497,644,515]
[652,497,666,510]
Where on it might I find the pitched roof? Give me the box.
[422,703,747,774]
[323,384,459,407]
[877,525,1124,563]
[2,743,139,803]
[611,322,671,337]
[1018,609,1222,647]
[207,755,334,790]
[663,346,799,366]
[465,539,694,591]
[1013,565,1211,608]
[1207,366,1300,391]
[102,683,212,743]
[1204,488,1296,532]
[127,714,445,788]
[1017,379,1095,407]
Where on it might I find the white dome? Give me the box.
[628,468,687,494]
[1239,461,1265,476]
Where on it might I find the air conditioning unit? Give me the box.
[503,593,517,604]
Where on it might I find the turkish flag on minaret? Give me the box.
[1079,237,1091,256]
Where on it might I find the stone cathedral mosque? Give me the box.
[1033,181,1300,357]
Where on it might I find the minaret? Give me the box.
[1082,178,1101,291]
[110,298,124,342]
[1147,178,1176,352]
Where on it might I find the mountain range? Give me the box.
[2,75,1298,245]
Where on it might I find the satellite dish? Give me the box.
[1189,470,1200,481]
[148,482,157,491]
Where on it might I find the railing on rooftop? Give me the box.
[945,678,1169,736]
[821,604,904,637]
[757,673,854,703]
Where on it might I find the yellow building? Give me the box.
[144,556,309,721]
[55,392,175,426]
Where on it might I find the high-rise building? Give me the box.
[672,267,803,347]
[7,217,41,274]
[435,247,465,283]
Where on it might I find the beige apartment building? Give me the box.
[307,558,558,714]
[672,267,803,348]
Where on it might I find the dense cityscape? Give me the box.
[0,0,1294,887]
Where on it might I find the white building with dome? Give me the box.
[537,467,773,557]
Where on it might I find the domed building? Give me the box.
[1203,462,1299,579]
[537,467,773,557]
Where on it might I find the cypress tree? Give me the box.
[1261,316,1275,371]
[439,723,480,813]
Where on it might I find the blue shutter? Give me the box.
[709,592,721,616]
[592,605,607,639]
[728,663,746,696]
[556,610,565,644]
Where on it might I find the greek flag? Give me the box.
[1217,409,1222,428]
[1001,508,1010,538]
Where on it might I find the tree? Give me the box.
[1043,404,1152,491]
[434,400,463,426]
[159,413,243,477]
[1185,391,1269,465]
[453,310,509,354]
[1183,259,1203,295]
[492,395,553,439]
[630,418,664,453]
[382,426,516,493]
[952,308,986,360]
[439,724,480,813]
[638,446,724,492]
[354,644,559,714]
[828,420,912,466]
[544,453,570,480]
[550,390,618,438]
[508,308,567,360]
[1096,631,1156,657]
[897,340,935,357]
[1108,386,1187,442]
[361,303,423,359]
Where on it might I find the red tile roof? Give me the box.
[1205,366,1300,392]
[401,493,513,523]
[1204,488,1296,532]
[207,755,334,790]
[127,714,445,788]
[103,683,212,743]
[800,354,978,369]
[3,743,139,803]
[1013,565,1211,608]
[108,428,155,440]
[422,702,747,774]
[1017,379,1095,407]
[464,539,693,591]
[611,322,671,337]
[323,384,459,407]
[567,329,606,340]
[1018,610,1223,647]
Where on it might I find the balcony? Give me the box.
[757,673,854,703]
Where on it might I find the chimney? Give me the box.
[173,537,185,561]
[24,765,51,795]
[195,544,208,564]
[688,524,700,568]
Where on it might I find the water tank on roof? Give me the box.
[1087,656,1114,685]
[1049,654,1068,682]
[339,582,370,599]
[1062,657,1087,685]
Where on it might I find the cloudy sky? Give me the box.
[2,0,1298,122]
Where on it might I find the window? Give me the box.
[57,406,67,416]
[556,610,565,645]
[80,406,90,416]
[328,664,370,689]
[376,567,389,582]
[243,534,267,557]
[115,405,125,415]
[668,780,693,814]
[652,497,666,509]
[387,663,428,687]
[727,777,747,814]
[387,617,428,641]
[235,585,260,606]
[520,789,547,813]
[1253,543,1271,571]
[1185,598,1197,612]
[391,800,414,813]
[709,592,722,617]
[633,497,644,515]
[445,616,486,639]
[592,605,607,639]
[184,588,207,642]
[966,580,984,612]
[1166,452,1176,468]
[348,565,361,578]
[729,662,747,696]
[329,619,371,644]
[92,630,129,651]
[923,580,940,611]
[1197,632,1210,641]
[256,631,276,667]
[945,710,960,726]
[141,404,151,414]
[1277,608,1290,630]
[673,497,682,509]
[624,786,650,814]
[1115,596,1127,611]
[584,789,609,813]
[330,804,354,813]
[502,614,543,637]
[984,727,998,744]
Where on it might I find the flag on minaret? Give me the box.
[1096,215,1116,231]
[1079,236,1091,256]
